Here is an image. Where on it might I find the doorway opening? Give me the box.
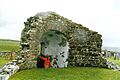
[37,30,69,68]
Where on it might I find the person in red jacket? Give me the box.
[39,56,52,68]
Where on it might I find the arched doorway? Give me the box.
[38,30,69,68]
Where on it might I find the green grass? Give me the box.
[0,57,10,67]
[9,67,120,80]
[0,39,20,52]
[107,57,120,66]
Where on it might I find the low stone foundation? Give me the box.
[0,60,19,80]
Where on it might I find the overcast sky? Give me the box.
[0,0,120,47]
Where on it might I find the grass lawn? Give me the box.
[0,57,10,67]
[107,57,120,66]
[0,39,20,52]
[9,67,120,80]
[0,39,19,67]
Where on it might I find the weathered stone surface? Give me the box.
[0,60,19,80]
[20,11,107,69]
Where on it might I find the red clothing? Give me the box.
[39,56,51,68]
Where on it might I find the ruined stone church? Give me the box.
[19,12,107,69]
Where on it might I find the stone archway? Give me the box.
[20,12,72,69]
[19,12,107,69]
[39,29,69,68]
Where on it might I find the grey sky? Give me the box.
[0,0,120,47]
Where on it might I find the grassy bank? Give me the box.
[0,39,20,52]
[9,67,120,80]
[107,57,120,66]
[0,57,10,67]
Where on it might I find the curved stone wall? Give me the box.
[20,12,107,69]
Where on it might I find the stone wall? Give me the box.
[20,11,107,69]
[0,52,10,57]
[0,60,19,80]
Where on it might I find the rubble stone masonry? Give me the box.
[20,12,107,69]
